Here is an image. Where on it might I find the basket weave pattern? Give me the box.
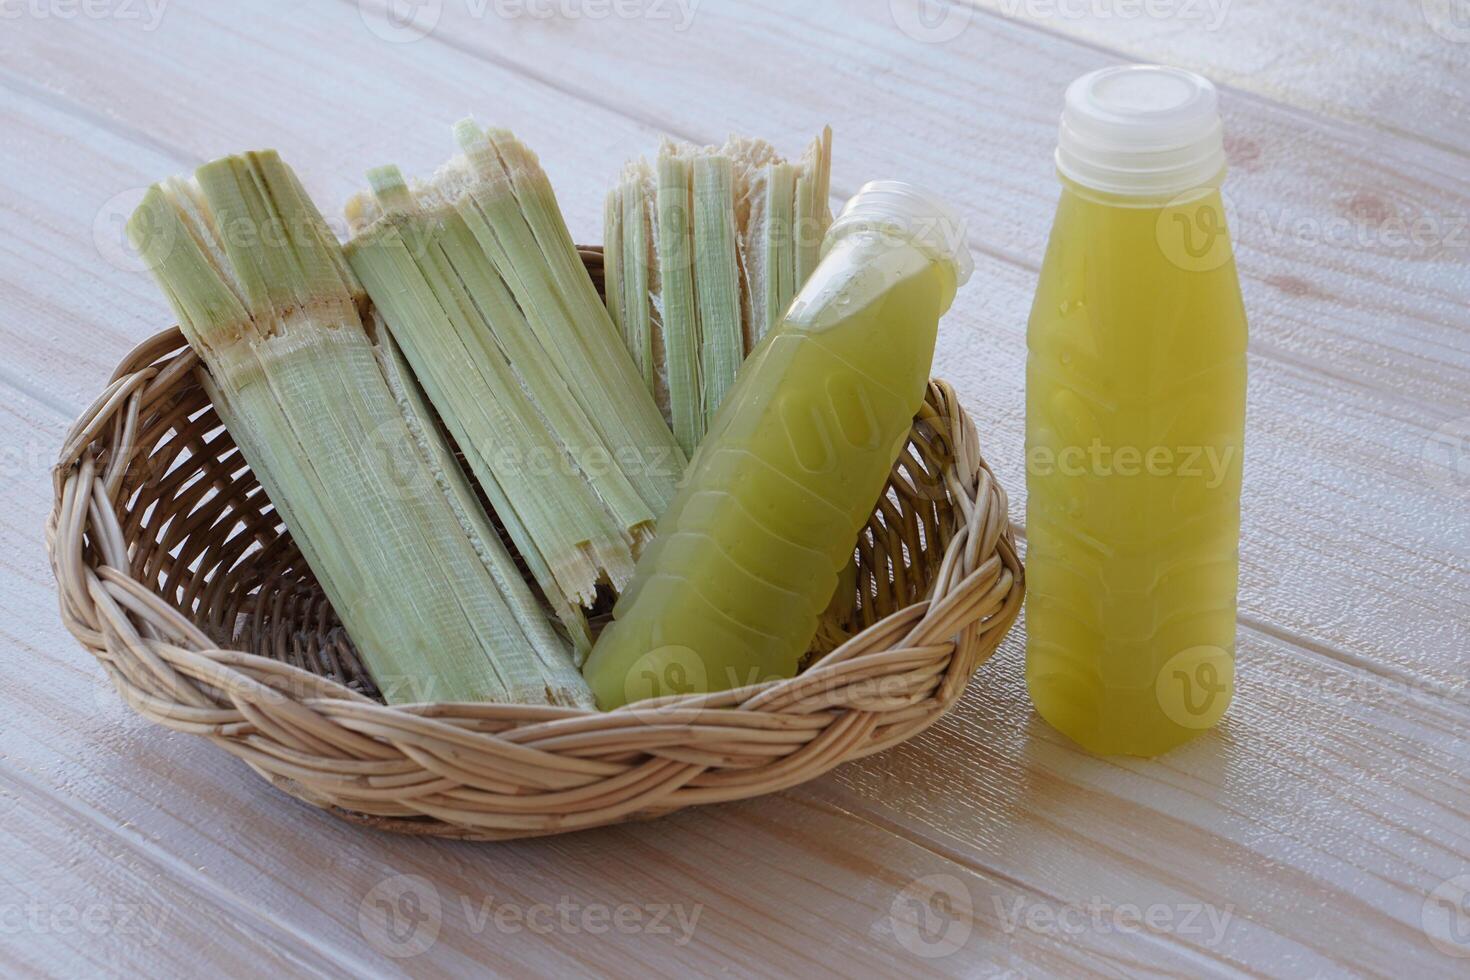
[47,250,1023,840]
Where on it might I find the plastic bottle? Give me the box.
[584,182,973,709]
[1026,65,1248,756]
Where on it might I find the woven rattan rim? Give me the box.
[45,249,1024,841]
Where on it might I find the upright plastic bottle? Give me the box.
[1026,66,1248,756]
[584,182,972,709]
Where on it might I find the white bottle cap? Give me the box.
[1055,65,1226,198]
[826,180,974,286]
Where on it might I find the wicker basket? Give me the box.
[46,249,1023,841]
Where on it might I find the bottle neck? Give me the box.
[1058,168,1226,210]
[789,231,956,329]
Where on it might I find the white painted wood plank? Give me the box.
[949,0,1470,156]
[817,619,1470,977]
[0,773,357,979]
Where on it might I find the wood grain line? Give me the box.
[943,0,1470,161]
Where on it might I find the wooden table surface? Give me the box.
[3,1,1467,976]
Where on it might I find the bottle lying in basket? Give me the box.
[583,181,973,709]
[1025,65,1248,756]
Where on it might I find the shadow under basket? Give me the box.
[47,248,1025,841]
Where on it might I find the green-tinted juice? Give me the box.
[1026,177,1247,756]
[584,232,957,709]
